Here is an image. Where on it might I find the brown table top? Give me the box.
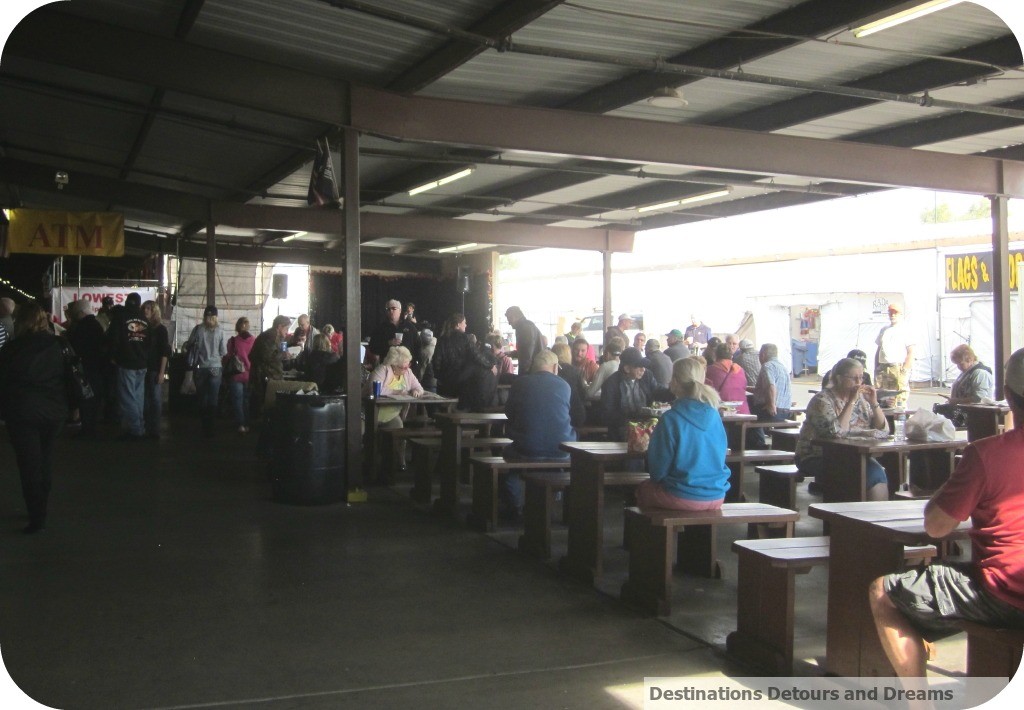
[959,402,1010,413]
[809,500,971,544]
[368,393,458,405]
[434,411,508,423]
[559,441,637,456]
[814,430,968,454]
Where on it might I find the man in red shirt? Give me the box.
[869,348,1024,682]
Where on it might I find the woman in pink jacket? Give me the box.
[704,341,750,414]
[224,317,255,434]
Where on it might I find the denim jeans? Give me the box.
[118,367,147,436]
[229,380,249,428]
[144,370,163,437]
[194,368,223,411]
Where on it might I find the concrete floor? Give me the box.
[0,378,971,709]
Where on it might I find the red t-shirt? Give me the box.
[932,427,1024,611]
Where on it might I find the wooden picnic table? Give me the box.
[362,393,457,483]
[433,411,508,516]
[814,431,969,502]
[557,441,646,585]
[808,500,971,677]
[959,402,1013,442]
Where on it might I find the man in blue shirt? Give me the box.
[683,315,712,352]
[749,343,792,449]
[502,350,576,520]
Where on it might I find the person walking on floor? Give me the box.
[185,306,227,438]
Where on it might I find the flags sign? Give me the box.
[307,137,340,207]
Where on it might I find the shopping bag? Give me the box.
[180,370,196,395]
[905,407,955,442]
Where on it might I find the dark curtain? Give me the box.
[309,271,495,345]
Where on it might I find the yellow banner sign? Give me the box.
[7,210,125,257]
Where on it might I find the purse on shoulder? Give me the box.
[58,337,95,404]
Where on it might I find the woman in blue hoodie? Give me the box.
[635,357,730,511]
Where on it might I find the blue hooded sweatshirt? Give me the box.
[647,397,731,501]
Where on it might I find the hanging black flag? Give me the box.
[307,137,340,207]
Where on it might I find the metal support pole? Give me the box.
[602,249,612,347]
[990,192,1011,396]
[343,128,363,490]
[205,218,216,307]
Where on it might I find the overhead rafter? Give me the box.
[349,86,1024,198]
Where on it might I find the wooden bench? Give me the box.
[413,435,511,503]
[769,428,800,453]
[726,536,936,674]
[379,427,441,484]
[754,464,804,510]
[517,469,649,559]
[960,620,1024,678]
[466,456,569,532]
[726,449,795,503]
[620,503,801,616]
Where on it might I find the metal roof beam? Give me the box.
[382,0,567,94]
[350,86,1024,198]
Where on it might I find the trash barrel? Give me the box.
[267,393,347,505]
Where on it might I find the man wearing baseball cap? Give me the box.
[874,303,914,407]
[869,348,1024,684]
[663,329,691,362]
[600,347,672,441]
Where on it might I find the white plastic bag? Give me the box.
[179,370,196,395]
[905,407,955,442]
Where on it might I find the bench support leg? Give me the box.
[759,474,797,511]
[519,477,554,559]
[467,464,498,532]
[621,511,674,616]
[677,524,722,579]
[727,554,805,674]
[410,446,436,505]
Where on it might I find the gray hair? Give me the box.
[383,345,413,367]
[531,349,559,373]
[759,343,778,360]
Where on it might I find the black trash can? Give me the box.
[267,393,347,505]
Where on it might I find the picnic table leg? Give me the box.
[559,455,605,585]
[519,475,553,558]
[467,461,497,532]
[726,460,747,503]
[434,421,460,516]
[410,442,435,505]
[676,524,721,578]
[727,552,803,674]
[620,510,674,615]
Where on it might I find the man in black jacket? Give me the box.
[600,347,672,441]
[107,293,149,440]
[66,300,107,438]
[504,306,543,374]
[367,299,421,373]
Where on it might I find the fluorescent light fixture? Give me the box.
[636,188,732,213]
[853,0,963,38]
[647,87,688,109]
[282,231,307,243]
[433,242,479,254]
[408,167,475,196]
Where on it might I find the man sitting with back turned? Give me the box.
[868,348,1024,697]
[502,350,577,522]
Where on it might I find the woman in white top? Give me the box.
[186,305,227,437]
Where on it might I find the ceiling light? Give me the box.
[636,188,732,213]
[852,0,963,38]
[433,243,479,254]
[408,167,475,196]
[646,87,688,109]
[282,231,307,242]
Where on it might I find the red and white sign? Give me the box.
[52,286,158,321]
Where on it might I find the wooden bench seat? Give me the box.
[770,429,800,453]
[412,435,511,504]
[725,449,795,503]
[726,536,936,674]
[960,620,1024,678]
[467,456,569,532]
[517,469,649,559]
[620,503,800,616]
[379,427,441,485]
[754,464,804,509]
